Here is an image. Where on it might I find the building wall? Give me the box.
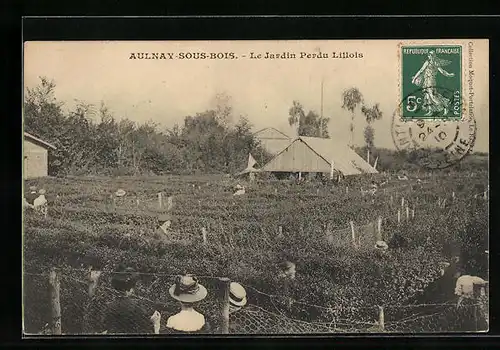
[24,139,49,179]
[262,139,330,173]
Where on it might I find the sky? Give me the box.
[24,40,489,152]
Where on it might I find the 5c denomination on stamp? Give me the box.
[401,45,462,120]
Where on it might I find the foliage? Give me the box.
[341,88,364,148]
[288,100,330,138]
[24,77,267,176]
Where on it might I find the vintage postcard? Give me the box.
[23,39,488,336]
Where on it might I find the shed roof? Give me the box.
[24,132,57,150]
[253,127,290,140]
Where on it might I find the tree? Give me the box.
[298,110,330,138]
[341,88,364,148]
[288,100,305,136]
[361,103,383,150]
[211,92,233,127]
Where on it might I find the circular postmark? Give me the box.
[392,87,476,169]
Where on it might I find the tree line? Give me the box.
[24,77,271,176]
[24,77,486,176]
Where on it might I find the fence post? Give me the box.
[202,227,207,245]
[219,277,231,334]
[377,217,382,241]
[378,306,385,332]
[49,268,62,335]
[350,221,356,248]
[167,196,174,212]
[82,269,102,333]
[158,192,162,209]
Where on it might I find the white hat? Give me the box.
[375,241,389,250]
[229,282,247,307]
[169,274,208,303]
[115,189,126,197]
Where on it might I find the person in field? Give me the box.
[164,274,211,334]
[24,185,38,209]
[152,213,172,243]
[102,265,161,334]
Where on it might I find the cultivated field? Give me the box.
[23,171,488,334]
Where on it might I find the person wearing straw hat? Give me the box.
[102,265,161,334]
[164,274,211,334]
[152,213,173,243]
[229,282,247,314]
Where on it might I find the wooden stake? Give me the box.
[49,268,62,335]
[350,221,356,248]
[401,197,404,209]
[136,198,140,208]
[390,195,393,206]
[397,210,401,224]
[219,277,231,334]
[158,192,162,209]
[278,225,283,238]
[274,188,278,194]
[167,196,174,212]
[378,306,385,332]
[202,227,207,244]
[346,186,349,195]
[452,192,455,201]
[377,217,382,241]
[406,206,409,221]
[411,208,415,220]
[484,191,487,200]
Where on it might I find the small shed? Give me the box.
[24,132,57,179]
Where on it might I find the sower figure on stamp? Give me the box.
[164,274,211,334]
[102,265,161,334]
[411,50,455,116]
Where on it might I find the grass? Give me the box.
[23,171,488,333]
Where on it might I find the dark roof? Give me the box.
[24,132,57,150]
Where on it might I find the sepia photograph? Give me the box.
[22,39,489,335]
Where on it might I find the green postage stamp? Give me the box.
[401,45,462,120]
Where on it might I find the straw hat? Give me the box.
[115,189,126,197]
[375,240,389,250]
[229,282,247,307]
[29,186,37,191]
[169,274,207,303]
[38,188,46,195]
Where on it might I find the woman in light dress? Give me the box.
[411,50,455,116]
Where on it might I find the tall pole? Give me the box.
[320,77,324,137]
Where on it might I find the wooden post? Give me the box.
[346,186,349,195]
[484,191,487,200]
[274,188,278,194]
[330,159,335,180]
[136,198,140,208]
[167,196,174,212]
[390,195,393,206]
[219,277,231,334]
[411,208,415,220]
[442,198,447,209]
[397,210,401,224]
[317,188,320,195]
[83,269,102,333]
[452,192,455,201]
[406,206,409,221]
[202,227,207,245]
[49,268,62,335]
[401,197,404,209]
[278,225,283,238]
[438,197,441,206]
[158,192,162,209]
[377,217,382,241]
[298,172,302,181]
[378,306,385,332]
[367,149,370,165]
[350,221,356,248]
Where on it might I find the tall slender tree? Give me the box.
[341,88,364,148]
[361,103,383,150]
